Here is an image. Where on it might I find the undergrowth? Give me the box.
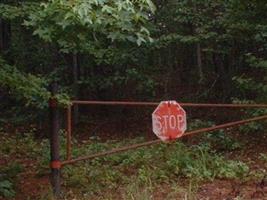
[0,129,249,199]
[62,137,248,199]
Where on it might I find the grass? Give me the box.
[0,129,252,199]
[60,130,249,199]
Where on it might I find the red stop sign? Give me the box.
[152,101,187,141]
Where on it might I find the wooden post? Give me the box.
[49,83,61,197]
[66,105,72,160]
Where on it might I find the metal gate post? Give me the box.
[49,83,61,197]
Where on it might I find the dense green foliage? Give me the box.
[25,0,155,52]
[0,1,266,126]
[0,57,50,108]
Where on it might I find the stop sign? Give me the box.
[152,101,187,141]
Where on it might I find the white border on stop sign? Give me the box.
[152,100,187,141]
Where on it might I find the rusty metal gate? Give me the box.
[49,97,267,197]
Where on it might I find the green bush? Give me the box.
[0,180,15,198]
[61,138,249,197]
[0,162,23,198]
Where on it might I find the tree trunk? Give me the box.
[72,53,79,124]
[197,43,204,83]
[0,18,11,55]
[0,19,3,52]
[213,53,230,100]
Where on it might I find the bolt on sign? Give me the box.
[152,101,187,141]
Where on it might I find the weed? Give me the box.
[123,179,153,200]
[246,169,267,182]
[232,99,267,134]
[259,153,267,163]
[35,186,53,200]
[60,138,249,199]
[0,180,15,198]
[0,131,251,199]
[189,119,241,151]
[0,162,23,198]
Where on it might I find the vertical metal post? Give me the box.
[66,105,72,160]
[49,83,61,197]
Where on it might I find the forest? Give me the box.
[0,0,267,199]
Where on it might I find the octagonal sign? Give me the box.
[152,101,187,141]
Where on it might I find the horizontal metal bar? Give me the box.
[61,115,267,166]
[61,140,161,166]
[183,115,267,137]
[71,100,267,108]
[72,100,158,106]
